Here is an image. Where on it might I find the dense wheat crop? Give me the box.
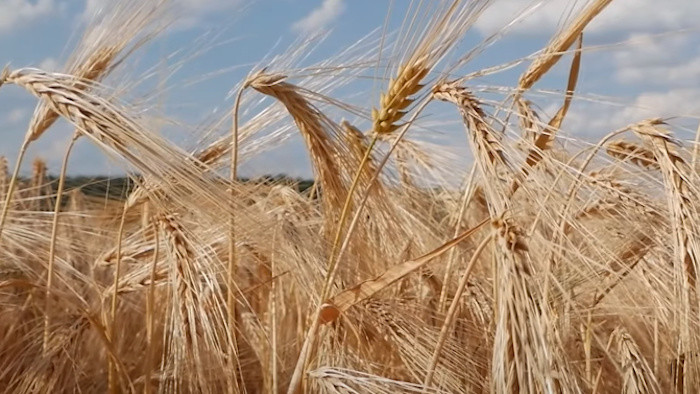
[1,0,699,392]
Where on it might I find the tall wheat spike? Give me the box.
[434,81,581,392]
[632,119,700,392]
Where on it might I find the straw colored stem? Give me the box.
[437,164,478,312]
[145,219,159,394]
[324,134,378,298]
[424,233,493,387]
[108,203,129,394]
[43,132,80,354]
[0,138,30,242]
[227,84,246,394]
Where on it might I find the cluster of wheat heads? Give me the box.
[1,0,700,392]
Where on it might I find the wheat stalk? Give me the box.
[518,0,613,91]
[424,232,493,387]
[0,156,7,200]
[30,158,47,212]
[145,218,160,394]
[43,132,80,356]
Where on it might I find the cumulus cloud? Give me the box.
[39,57,60,72]
[617,56,700,87]
[615,88,700,123]
[82,0,240,24]
[559,88,700,141]
[291,0,345,35]
[474,0,700,37]
[7,108,28,125]
[0,0,56,32]
[612,33,700,87]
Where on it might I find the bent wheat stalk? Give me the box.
[145,220,160,394]
[518,0,612,91]
[43,132,81,354]
[424,232,493,387]
[225,75,251,394]
[319,219,488,324]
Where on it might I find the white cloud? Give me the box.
[560,88,700,141]
[612,33,700,87]
[82,0,240,25]
[616,89,700,123]
[291,0,345,35]
[7,108,28,125]
[39,57,60,72]
[617,56,700,87]
[474,0,700,37]
[0,0,56,32]
[176,0,235,12]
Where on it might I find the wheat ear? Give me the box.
[616,328,661,393]
[518,0,612,91]
[248,71,346,215]
[631,119,699,391]
[606,139,659,169]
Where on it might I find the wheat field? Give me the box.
[1,0,699,393]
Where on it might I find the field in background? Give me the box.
[1,0,700,393]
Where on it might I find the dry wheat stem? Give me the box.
[511,34,582,196]
[518,0,613,91]
[0,138,30,242]
[108,203,129,394]
[269,224,279,394]
[324,134,378,299]
[227,78,247,394]
[0,157,7,200]
[692,121,700,169]
[424,232,493,387]
[437,164,479,313]
[43,132,80,355]
[144,218,159,394]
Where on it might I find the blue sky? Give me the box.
[0,0,699,178]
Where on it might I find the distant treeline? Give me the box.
[44,175,315,200]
